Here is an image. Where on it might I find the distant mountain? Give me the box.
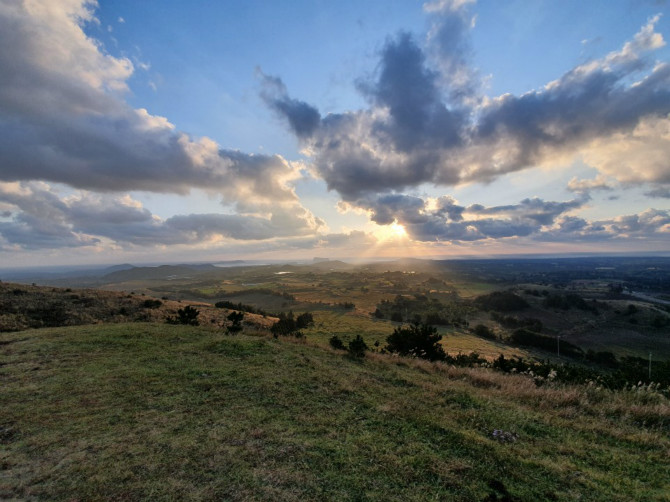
[307,260,353,271]
[102,264,219,282]
[102,263,136,274]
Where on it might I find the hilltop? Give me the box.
[1,323,668,501]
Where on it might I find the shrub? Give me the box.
[329,335,346,350]
[510,329,583,359]
[543,293,595,312]
[167,305,200,326]
[391,311,403,322]
[348,335,368,358]
[585,349,617,368]
[226,311,244,334]
[142,299,162,309]
[385,322,446,361]
[473,324,496,340]
[270,311,296,337]
[215,300,268,317]
[295,312,314,329]
[270,311,312,337]
[474,291,529,312]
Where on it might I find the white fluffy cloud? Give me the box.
[0,182,323,250]
[0,0,304,208]
[0,0,330,257]
[266,12,670,202]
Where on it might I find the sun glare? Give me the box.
[375,221,408,241]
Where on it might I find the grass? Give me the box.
[2,323,669,501]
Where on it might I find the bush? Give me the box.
[142,299,162,309]
[473,324,496,340]
[348,335,368,358]
[226,311,244,334]
[296,312,314,329]
[167,305,200,326]
[270,311,312,337]
[474,291,529,312]
[585,349,617,368]
[509,329,583,359]
[329,335,346,350]
[543,293,595,312]
[385,322,446,361]
[215,300,268,317]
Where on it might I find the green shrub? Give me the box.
[474,291,529,312]
[348,335,368,358]
[329,335,346,350]
[226,311,244,334]
[510,329,583,358]
[385,322,446,361]
[142,299,162,309]
[473,324,496,340]
[167,305,200,326]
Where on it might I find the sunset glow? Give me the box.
[0,0,668,267]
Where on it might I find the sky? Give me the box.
[0,0,669,268]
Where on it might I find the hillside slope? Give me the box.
[0,282,274,332]
[1,324,668,501]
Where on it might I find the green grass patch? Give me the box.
[1,323,668,500]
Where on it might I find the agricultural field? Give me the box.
[3,257,670,362]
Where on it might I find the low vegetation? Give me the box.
[2,257,670,499]
[1,323,668,500]
[385,322,447,361]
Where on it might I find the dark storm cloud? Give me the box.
[259,71,321,139]
[359,32,465,152]
[264,12,670,202]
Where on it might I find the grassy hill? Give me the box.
[2,323,668,501]
[0,282,275,333]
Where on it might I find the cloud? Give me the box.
[0,182,323,250]
[358,191,668,245]
[423,0,479,103]
[645,186,670,198]
[567,175,614,194]
[580,113,670,185]
[259,70,321,139]
[354,192,587,242]
[542,209,670,243]
[0,0,302,210]
[265,14,670,201]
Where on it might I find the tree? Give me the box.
[385,322,446,361]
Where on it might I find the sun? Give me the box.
[374,221,408,242]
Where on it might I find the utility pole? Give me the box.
[557,335,560,358]
[649,352,652,380]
